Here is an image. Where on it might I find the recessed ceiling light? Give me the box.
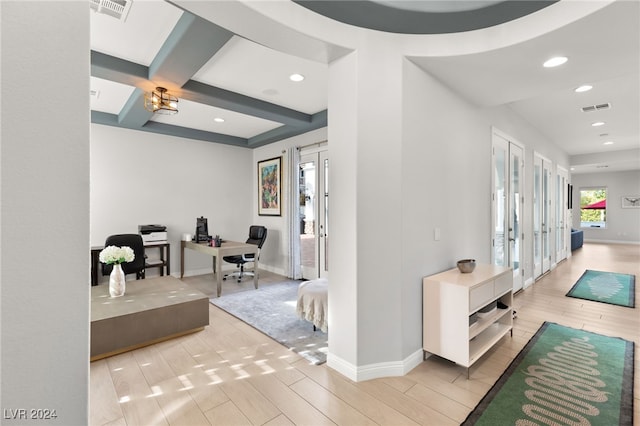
[543,56,568,68]
[575,85,592,93]
[591,121,605,127]
[603,141,614,145]
[570,167,575,171]
[289,73,305,82]
[214,117,225,123]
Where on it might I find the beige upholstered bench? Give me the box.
[296,278,328,332]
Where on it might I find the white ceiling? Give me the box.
[410,0,639,174]
[90,0,639,174]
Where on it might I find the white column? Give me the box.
[327,38,406,380]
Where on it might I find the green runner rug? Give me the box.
[462,322,634,426]
[566,270,635,308]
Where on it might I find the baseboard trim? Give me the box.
[173,264,285,279]
[259,264,286,276]
[327,349,423,382]
[174,267,216,278]
[584,239,640,245]
[523,277,534,289]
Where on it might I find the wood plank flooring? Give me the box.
[90,243,640,425]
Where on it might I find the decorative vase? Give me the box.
[109,263,126,297]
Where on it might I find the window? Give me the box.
[580,187,607,228]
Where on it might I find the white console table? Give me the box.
[422,264,513,375]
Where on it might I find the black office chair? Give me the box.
[101,234,146,279]
[223,225,267,283]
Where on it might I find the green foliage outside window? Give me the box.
[580,188,606,227]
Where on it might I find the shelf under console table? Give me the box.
[422,264,513,376]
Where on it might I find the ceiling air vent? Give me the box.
[581,103,611,113]
[90,0,132,22]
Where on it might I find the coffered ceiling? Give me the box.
[90,0,329,148]
[90,0,639,173]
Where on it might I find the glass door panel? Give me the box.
[492,131,523,292]
[509,144,523,292]
[556,167,568,261]
[320,152,329,278]
[492,142,507,267]
[299,157,317,279]
[542,161,551,272]
[533,156,542,278]
[299,150,329,280]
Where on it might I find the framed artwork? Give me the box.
[258,156,281,216]
[621,195,640,209]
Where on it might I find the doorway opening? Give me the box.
[299,149,329,280]
[556,167,569,262]
[533,153,553,278]
[492,129,524,292]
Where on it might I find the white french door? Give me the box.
[533,153,552,277]
[556,167,568,262]
[542,159,552,272]
[299,150,329,279]
[533,156,542,278]
[492,131,524,292]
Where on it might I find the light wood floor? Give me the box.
[90,243,640,425]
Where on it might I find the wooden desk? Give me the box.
[181,240,259,297]
[91,241,170,286]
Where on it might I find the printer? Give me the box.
[138,224,167,243]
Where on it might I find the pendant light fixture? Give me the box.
[144,87,178,115]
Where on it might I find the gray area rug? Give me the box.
[210,281,328,364]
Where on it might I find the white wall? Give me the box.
[402,59,491,358]
[90,124,254,279]
[571,170,640,243]
[400,59,570,356]
[91,125,329,280]
[1,2,90,423]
